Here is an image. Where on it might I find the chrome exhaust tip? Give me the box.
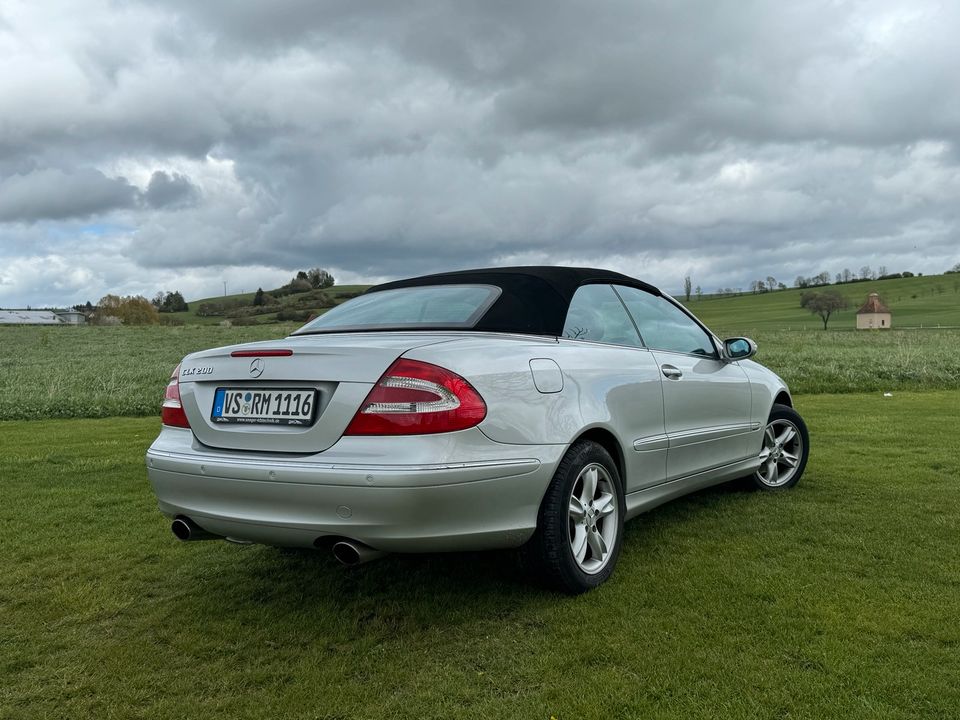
[331,540,388,566]
[171,516,220,542]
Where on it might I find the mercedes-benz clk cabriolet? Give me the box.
[146,266,809,593]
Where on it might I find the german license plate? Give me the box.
[212,388,317,425]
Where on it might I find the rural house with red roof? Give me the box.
[856,292,892,329]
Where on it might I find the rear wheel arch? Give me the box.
[573,427,626,486]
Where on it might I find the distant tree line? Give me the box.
[794,265,917,289]
[67,266,338,325]
[684,262,945,300]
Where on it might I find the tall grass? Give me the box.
[1,326,958,420]
[747,329,960,395]
[0,324,296,420]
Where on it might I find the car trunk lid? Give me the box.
[177,333,461,453]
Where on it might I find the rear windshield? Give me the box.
[293,284,501,334]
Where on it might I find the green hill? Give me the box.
[683,273,960,335]
[170,272,960,332]
[173,285,369,325]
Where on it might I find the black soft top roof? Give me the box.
[367,266,662,337]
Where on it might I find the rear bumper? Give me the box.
[145,426,565,552]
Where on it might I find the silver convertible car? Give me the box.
[146,266,809,593]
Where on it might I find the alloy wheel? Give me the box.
[568,463,619,573]
[756,418,804,487]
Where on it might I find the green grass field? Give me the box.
[0,324,298,420]
[4,279,960,717]
[2,391,958,718]
[2,325,958,420]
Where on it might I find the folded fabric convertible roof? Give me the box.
[367,266,661,337]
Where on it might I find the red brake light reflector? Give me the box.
[231,349,293,357]
[161,363,191,428]
[344,358,486,436]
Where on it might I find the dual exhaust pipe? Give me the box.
[171,516,386,566]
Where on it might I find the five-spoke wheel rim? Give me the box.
[568,463,618,574]
[756,418,803,487]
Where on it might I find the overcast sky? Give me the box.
[2,0,959,307]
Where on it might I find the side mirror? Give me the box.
[723,337,757,361]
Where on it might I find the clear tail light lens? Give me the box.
[161,363,191,428]
[344,358,486,435]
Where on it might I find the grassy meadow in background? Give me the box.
[0,324,298,420]
[684,272,960,332]
[2,324,959,420]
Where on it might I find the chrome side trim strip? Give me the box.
[667,423,757,448]
[633,434,670,452]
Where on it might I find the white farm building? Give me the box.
[0,310,87,325]
[855,293,892,330]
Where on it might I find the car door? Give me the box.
[559,283,668,493]
[614,285,754,481]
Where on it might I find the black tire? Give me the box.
[526,440,625,594]
[751,404,810,490]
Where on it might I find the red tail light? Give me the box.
[344,358,486,436]
[161,363,191,428]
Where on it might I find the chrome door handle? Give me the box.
[661,364,683,379]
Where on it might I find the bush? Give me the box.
[225,304,282,319]
[96,295,160,325]
[276,309,311,322]
[196,299,248,317]
[287,278,312,294]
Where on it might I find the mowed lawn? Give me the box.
[2,392,958,719]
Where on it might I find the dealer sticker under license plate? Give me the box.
[212,388,316,425]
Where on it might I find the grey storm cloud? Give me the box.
[0,168,138,222]
[143,171,200,209]
[0,167,201,223]
[1,0,959,307]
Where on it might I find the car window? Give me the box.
[294,284,500,333]
[562,284,643,348]
[614,285,717,357]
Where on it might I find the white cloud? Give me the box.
[1,0,960,307]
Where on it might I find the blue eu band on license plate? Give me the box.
[212,388,317,425]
